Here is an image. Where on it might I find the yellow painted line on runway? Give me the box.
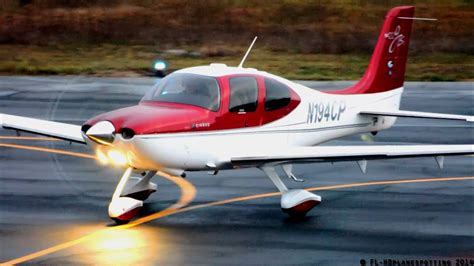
[0,136,59,141]
[4,175,473,265]
[1,141,473,265]
[0,143,95,160]
[0,143,196,266]
[167,176,474,214]
[0,141,196,212]
[1,172,197,266]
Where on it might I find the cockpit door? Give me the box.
[217,75,264,129]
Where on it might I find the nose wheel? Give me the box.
[108,168,157,224]
[109,196,143,224]
[108,168,140,224]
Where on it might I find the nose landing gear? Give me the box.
[122,171,157,201]
[108,197,143,224]
[108,168,157,224]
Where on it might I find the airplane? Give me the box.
[0,6,473,224]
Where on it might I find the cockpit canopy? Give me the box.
[142,73,220,111]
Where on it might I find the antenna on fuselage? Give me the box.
[238,36,257,68]
[397,17,438,21]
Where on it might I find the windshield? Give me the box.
[142,73,220,111]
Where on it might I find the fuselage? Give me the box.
[82,64,402,175]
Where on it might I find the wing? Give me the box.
[0,114,86,144]
[360,110,473,122]
[231,145,474,171]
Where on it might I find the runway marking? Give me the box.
[0,136,59,141]
[1,141,473,264]
[163,176,474,214]
[1,173,197,266]
[0,143,95,160]
[4,175,473,265]
[0,142,196,265]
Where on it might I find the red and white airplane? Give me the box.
[1,6,473,223]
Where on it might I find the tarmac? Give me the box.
[0,76,472,265]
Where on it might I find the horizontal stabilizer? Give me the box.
[360,110,473,122]
[0,114,86,144]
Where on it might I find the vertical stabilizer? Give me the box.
[331,6,415,94]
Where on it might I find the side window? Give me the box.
[264,78,291,111]
[229,77,258,112]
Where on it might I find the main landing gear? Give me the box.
[108,168,157,224]
[260,165,321,218]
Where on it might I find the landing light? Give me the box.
[108,150,128,166]
[96,149,109,165]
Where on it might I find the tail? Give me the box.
[330,6,415,94]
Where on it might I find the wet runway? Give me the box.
[0,77,473,265]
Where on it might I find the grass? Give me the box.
[1,44,473,81]
[0,1,472,80]
[1,1,473,54]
